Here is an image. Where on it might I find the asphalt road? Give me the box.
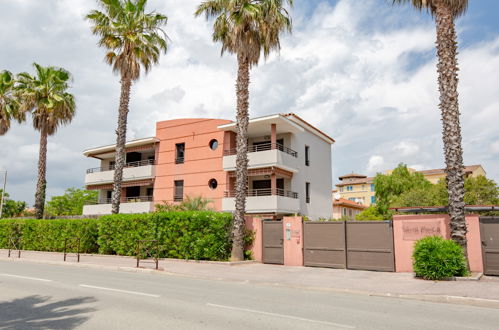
[1,261,498,330]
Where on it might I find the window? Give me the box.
[305,182,310,204]
[109,161,115,170]
[347,186,353,191]
[209,139,218,150]
[305,146,310,166]
[339,187,344,192]
[348,198,356,201]
[208,179,218,190]
[371,196,376,204]
[174,180,184,202]
[343,208,347,216]
[349,209,352,217]
[175,143,185,164]
[370,184,375,192]
[146,188,154,197]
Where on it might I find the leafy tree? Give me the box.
[86,0,169,214]
[464,176,499,205]
[45,188,98,216]
[355,206,388,221]
[0,190,27,218]
[392,0,469,252]
[16,64,76,219]
[374,164,432,215]
[0,70,25,135]
[195,0,293,261]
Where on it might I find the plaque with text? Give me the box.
[402,221,442,241]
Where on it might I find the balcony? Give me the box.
[223,143,298,172]
[222,188,300,214]
[82,196,154,215]
[85,159,155,186]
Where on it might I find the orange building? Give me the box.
[83,113,335,220]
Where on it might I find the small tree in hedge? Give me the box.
[412,236,468,280]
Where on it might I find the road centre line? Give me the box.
[0,273,53,282]
[79,284,160,298]
[206,303,355,329]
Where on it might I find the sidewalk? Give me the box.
[1,249,499,309]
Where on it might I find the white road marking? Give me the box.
[0,274,53,282]
[206,303,355,329]
[79,284,160,298]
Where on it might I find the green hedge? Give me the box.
[0,218,99,253]
[412,236,468,280]
[0,211,235,261]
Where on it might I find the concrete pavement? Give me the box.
[1,250,499,309]
[1,260,499,329]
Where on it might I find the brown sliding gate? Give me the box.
[262,221,284,265]
[480,217,499,276]
[303,221,395,272]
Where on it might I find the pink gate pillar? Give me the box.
[465,215,484,273]
[245,216,263,262]
[282,216,304,266]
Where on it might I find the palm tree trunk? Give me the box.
[435,3,467,255]
[34,127,48,219]
[111,78,132,214]
[231,53,250,261]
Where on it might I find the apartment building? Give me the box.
[82,113,335,219]
[336,165,486,206]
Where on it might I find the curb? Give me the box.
[1,256,499,310]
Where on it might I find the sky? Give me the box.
[0,0,498,205]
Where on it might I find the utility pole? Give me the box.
[0,170,7,219]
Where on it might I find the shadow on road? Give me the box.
[0,295,96,329]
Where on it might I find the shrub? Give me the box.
[98,211,234,261]
[412,236,468,280]
[0,218,99,253]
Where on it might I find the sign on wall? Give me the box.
[402,221,442,241]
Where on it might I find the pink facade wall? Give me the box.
[393,214,483,273]
[282,216,304,266]
[154,118,231,210]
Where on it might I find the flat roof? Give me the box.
[83,137,159,157]
[218,113,335,144]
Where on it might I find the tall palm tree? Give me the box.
[196,0,293,261]
[86,0,168,214]
[16,63,76,219]
[0,70,24,135]
[392,0,468,252]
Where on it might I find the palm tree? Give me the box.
[0,70,24,135]
[16,63,76,219]
[392,0,468,252]
[196,0,293,261]
[86,0,168,214]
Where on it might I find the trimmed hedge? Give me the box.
[412,236,468,280]
[0,218,99,253]
[0,211,235,261]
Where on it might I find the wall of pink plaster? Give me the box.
[282,216,304,266]
[393,214,483,273]
[245,216,263,262]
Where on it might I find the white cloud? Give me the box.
[0,0,498,205]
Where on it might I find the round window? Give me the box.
[208,179,218,190]
[209,139,218,150]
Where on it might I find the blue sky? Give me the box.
[0,0,498,205]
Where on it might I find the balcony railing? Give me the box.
[85,195,154,205]
[223,142,298,158]
[224,188,299,199]
[86,159,155,174]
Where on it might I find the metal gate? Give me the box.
[480,217,499,276]
[303,222,346,268]
[262,221,284,265]
[303,221,395,272]
[346,221,395,272]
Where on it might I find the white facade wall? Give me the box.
[85,165,155,185]
[82,201,154,215]
[289,130,332,220]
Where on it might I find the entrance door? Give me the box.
[262,221,284,265]
[480,217,499,276]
